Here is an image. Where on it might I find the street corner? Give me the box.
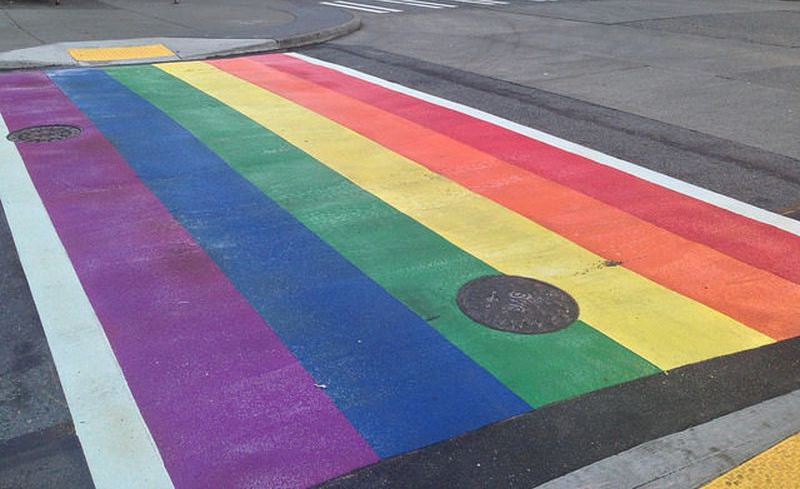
[0,0,360,70]
[0,51,799,488]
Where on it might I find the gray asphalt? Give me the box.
[334,0,800,163]
[0,205,93,489]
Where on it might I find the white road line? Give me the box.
[371,0,456,8]
[320,1,395,13]
[289,53,800,237]
[398,0,457,6]
[449,0,510,5]
[324,1,402,13]
[0,116,174,489]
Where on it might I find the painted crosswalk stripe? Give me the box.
[234,53,800,342]
[0,112,174,489]
[4,51,799,487]
[395,0,457,7]
[287,53,800,267]
[320,1,394,13]
[370,0,456,8]
[322,1,401,13]
[111,64,658,407]
[449,0,509,5]
[1,70,378,487]
[52,68,530,459]
[164,60,774,371]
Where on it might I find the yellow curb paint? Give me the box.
[69,44,175,62]
[704,433,800,488]
[159,60,773,371]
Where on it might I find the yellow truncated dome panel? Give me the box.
[68,44,175,62]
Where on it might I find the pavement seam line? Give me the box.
[2,10,44,44]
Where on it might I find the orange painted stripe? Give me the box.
[212,56,800,341]
[264,54,800,288]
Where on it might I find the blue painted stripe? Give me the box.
[49,68,530,457]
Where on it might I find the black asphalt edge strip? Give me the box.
[301,45,800,211]
[0,428,94,489]
[322,338,800,488]
[0,203,93,488]
[0,422,75,462]
[536,389,800,489]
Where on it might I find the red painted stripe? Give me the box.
[256,53,800,286]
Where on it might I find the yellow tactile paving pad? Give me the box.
[68,44,175,62]
[704,433,800,488]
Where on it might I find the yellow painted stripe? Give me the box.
[69,44,175,62]
[704,432,800,488]
[159,61,773,370]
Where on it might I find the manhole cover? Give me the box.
[457,275,579,334]
[6,125,81,143]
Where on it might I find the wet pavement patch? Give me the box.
[6,125,81,143]
[457,275,579,334]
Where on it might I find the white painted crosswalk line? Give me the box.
[401,0,457,6]
[320,0,522,15]
[321,1,400,13]
[448,0,510,5]
[371,0,457,8]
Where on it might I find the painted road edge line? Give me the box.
[287,53,800,237]
[0,116,173,489]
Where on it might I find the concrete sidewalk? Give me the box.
[0,0,359,68]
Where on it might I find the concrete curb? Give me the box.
[537,389,800,489]
[0,15,360,71]
[277,15,361,51]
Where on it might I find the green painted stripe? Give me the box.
[107,65,659,406]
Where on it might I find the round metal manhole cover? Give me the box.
[6,125,81,143]
[457,275,579,334]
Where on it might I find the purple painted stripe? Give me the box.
[0,71,378,488]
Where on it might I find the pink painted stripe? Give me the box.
[259,54,800,285]
[0,71,377,488]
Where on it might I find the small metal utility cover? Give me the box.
[457,275,579,334]
[7,125,82,143]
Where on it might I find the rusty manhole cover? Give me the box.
[457,275,579,334]
[7,125,81,143]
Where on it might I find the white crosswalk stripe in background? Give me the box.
[321,1,401,13]
[320,0,548,15]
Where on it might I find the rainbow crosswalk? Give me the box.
[1,54,798,488]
